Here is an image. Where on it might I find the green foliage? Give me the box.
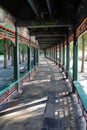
[0,38,13,55]
[78,32,87,51]
[84,32,87,40]
[70,41,73,54]
[84,32,87,51]
[78,37,82,50]
[5,39,12,47]
[19,42,28,53]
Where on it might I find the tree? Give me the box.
[19,43,28,63]
[7,40,12,60]
[81,35,85,72]
[19,44,21,64]
[78,32,87,72]
[11,43,14,66]
[4,38,8,69]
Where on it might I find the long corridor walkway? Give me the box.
[0,57,78,130]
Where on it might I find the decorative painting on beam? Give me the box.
[68,34,74,43]
[0,24,15,43]
[30,36,38,48]
[65,17,87,45]
[31,41,38,48]
[0,6,15,42]
[0,6,31,45]
[0,6,15,31]
[18,34,30,45]
[18,27,30,45]
[76,17,87,38]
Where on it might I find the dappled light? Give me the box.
[27,79,50,85]
[0,2,87,129]
[0,57,79,130]
[0,97,47,123]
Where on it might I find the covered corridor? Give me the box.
[0,0,87,130]
[0,57,81,130]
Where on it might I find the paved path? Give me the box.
[0,57,78,130]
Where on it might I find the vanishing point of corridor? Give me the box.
[0,57,79,130]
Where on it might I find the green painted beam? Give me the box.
[18,19,73,28]
[28,25,68,28]
[31,33,66,37]
[38,38,62,41]
[63,42,65,66]
[38,41,62,44]
[54,47,55,61]
[44,50,46,57]
[36,48,39,65]
[28,47,31,71]
[14,24,20,92]
[59,45,61,64]
[66,37,70,72]
[56,45,57,64]
[73,32,78,81]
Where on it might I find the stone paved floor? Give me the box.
[0,57,78,130]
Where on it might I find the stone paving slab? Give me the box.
[0,57,79,130]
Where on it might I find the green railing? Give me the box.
[0,65,37,103]
[0,79,18,95]
[73,80,87,113]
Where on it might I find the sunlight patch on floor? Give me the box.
[6,103,46,122]
[1,97,48,113]
[0,97,48,124]
[25,79,50,85]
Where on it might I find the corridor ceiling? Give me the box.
[0,0,87,49]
